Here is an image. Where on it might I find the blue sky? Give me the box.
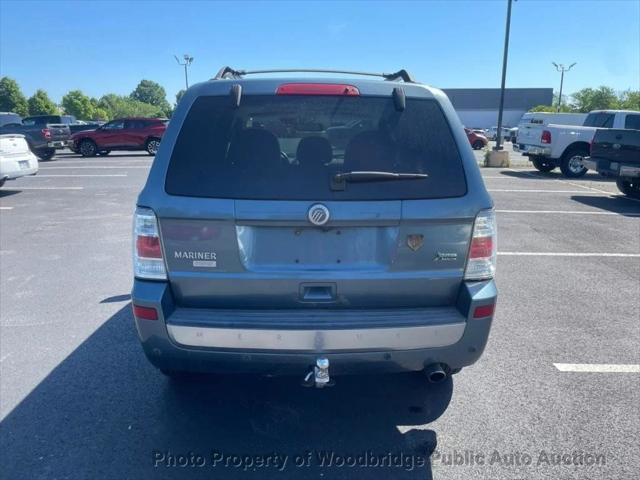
[1,0,638,104]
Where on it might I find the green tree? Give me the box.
[98,94,165,119]
[529,92,573,113]
[27,89,59,115]
[62,90,95,120]
[0,76,29,116]
[175,89,186,106]
[618,90,640,111]
[570,86,619,112]
[130,80,171,115]
[92,107,109,121]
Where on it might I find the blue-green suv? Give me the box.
[131,67,497,386]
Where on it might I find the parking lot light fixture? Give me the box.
[494,0,514,152]
[174,54,194,89]
[552,62,576,112]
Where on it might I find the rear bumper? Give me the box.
[47,140,67,149]
[131,279,497,374]
[0,154,39,180]
[587,156,640,178]
[518,144,552,157]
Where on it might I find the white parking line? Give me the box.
[38,166,149,169]
[554,363,640,373]
[482,176,564,181]
[0,353,10,363]
[0,207,14,210]
[30,174,128,177]
[504,167,627,195]
[499,252,640,257]
[10,186,84,190]
[496,209,640,216]
[488,189,608,194]
[46,159,152,164]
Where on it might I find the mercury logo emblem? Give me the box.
[308,204,330,226]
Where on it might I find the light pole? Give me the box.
[552,62,576,112]
[494,0,514,151]
[174,54,194,89]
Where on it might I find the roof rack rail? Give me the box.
[212,67,416,83]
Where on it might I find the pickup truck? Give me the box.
[583,128,640,199]
[515,112,587,152]
[0,118,71,161]
[516,110,640,177]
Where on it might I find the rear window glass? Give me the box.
[584,113,614,128]
[165,95,466,200]
[624,114,640,130]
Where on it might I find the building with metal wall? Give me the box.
[442,88,553,129]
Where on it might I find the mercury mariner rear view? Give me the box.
[131,67,497,387]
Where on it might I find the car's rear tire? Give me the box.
[79,139,98,157]
[35,148,55,161]
[531,156,555,172]
[146,137,160,156]
[472,140,484,150]
[97,150,111,156]
[616,178,640,199]
[560,147,588,178]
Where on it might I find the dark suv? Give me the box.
[132,68,497,387]
[70,117,167,156]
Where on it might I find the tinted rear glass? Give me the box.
[584,113,614,128]
[165,95,466,200]
[624,114,640,130]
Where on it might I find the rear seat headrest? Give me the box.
[296,136,332,168]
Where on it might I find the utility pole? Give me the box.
[174,54,194,89]
[494,0,514,151]
[552,62,576,112]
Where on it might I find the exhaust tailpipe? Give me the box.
[424,363,448,383]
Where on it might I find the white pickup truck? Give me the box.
[516,109,640,177]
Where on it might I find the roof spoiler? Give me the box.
[212,67,416,83]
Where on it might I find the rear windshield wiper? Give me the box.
[331,170,427,190]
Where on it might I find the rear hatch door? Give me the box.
[0,135,30,156]
[158,88,473,309]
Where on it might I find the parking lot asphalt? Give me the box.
[1,149,639,480]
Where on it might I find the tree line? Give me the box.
[1,76,638,121]
[531,86,639,113]
[0,76,187,121]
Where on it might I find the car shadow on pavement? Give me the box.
[571,195,640,215]
[0,305,451,480]
[0,189,21,198]
[100,293,131,303]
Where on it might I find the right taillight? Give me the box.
[464,209,497,281]
[41,128,51,139]
[133,207,167,280]
[541,130,551,144]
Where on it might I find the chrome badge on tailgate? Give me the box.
[174,250,217,268]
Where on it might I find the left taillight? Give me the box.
[464,209,497,281]
[133,207,166,280]
[41,128,51,139]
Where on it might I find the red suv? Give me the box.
[465,128,488,150]
[70,117,167,157]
